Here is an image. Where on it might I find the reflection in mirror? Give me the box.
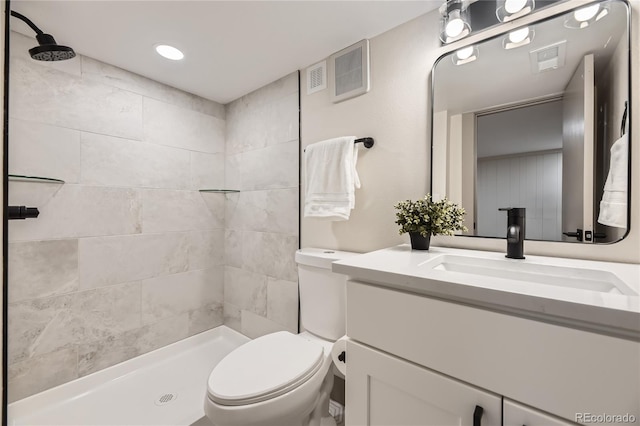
[432,0,630,244]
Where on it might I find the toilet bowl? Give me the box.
[205,331,335,426]
[204,248,358,426]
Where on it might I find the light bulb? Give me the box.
[509,27,530,44]
[504,0,527,14]
[446,17,465,37]
[445,8,466,38]
[456,46,474,60]
[155,45,184,61]
[574,4,600,22]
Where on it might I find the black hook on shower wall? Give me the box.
[8,206,40,220]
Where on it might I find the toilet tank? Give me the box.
[295,248,359,341]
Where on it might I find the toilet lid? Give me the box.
[207,331,324,406]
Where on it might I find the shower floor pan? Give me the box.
[8,326,249,426]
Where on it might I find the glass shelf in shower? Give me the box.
[8,174,65,184]
[199,189,240,193]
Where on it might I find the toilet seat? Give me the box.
[207,331,324,406]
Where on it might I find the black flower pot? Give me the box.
[409,232,431,250]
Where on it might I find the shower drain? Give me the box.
[154,392,178,406]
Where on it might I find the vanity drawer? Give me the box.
[346,280,640,424]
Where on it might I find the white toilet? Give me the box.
[204,248,357,426]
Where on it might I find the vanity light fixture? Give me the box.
[155,44,184,61]
[503,26,535,50]
[452,45,478,65]
[439,0,471,44]
[496,0,535,22]
[564,2,609,29]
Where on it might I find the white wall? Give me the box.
[301,12,440,252]
[477,151,563,240]
[223,72,300,339]
[302,1,640,264]
[446,111,474,226]
[473,101,563,240]
[7,32,227,401]
[476,101,563,158]
[460,113,475,232]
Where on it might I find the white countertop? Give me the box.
[332,245,640,340]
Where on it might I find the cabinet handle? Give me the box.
[473,405,484,426]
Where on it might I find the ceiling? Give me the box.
[10,1,443,104]
[433,1,628,114]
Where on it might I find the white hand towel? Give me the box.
[304,136,360,220]
[598,133,628,228]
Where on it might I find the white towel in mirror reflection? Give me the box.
[598,133,628,228]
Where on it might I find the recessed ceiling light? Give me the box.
[155,44,184,61]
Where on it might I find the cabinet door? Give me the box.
[504,399,577,426]
[346,341,501,426]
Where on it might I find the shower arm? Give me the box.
[10,11,45,35]
[8,10,76,61]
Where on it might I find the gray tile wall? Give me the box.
[223,72,300,338]
[7,32,227,401]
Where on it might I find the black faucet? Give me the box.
[498,207,525,259]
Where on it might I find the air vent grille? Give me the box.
[529,40,567,74]
[307,61,326,94]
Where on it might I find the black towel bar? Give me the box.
[354,137,374,148]
[303,137,374,152]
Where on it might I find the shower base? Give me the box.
[8,326,249,426]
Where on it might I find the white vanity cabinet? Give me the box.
[344,280,640,426]
[503,399,577,426]
[347,339,501,426]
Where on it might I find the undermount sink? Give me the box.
[422,254,637,296]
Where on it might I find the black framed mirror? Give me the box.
[431,0,630,244]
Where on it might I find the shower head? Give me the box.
[10,11,76,61]
[29,33,76,61]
